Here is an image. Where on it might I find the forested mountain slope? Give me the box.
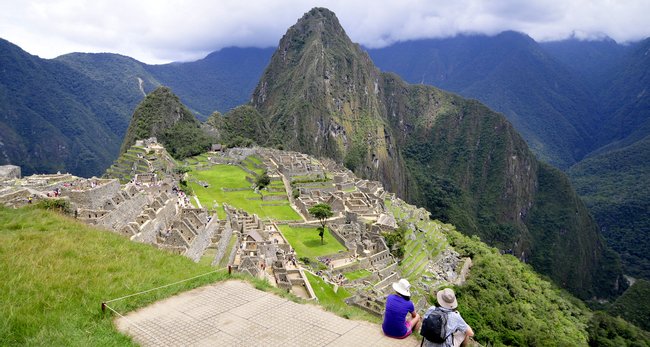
[0,39,130,177]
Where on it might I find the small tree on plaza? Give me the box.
[308,203,333,244]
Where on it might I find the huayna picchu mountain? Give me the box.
[213,7,625,299]
[120,86,213,159]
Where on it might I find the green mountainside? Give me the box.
[594,38,650,153]
[0,39,130,177]
[0,39,270,177]
[367,32,600,169]
[609,279,650,332]
[146,47,274,119]
[569,136,650,278]
[214,7,624,299]
[554,38,650,279]
[120,86,212,159]
[368,34,650,281]
[539,38,628,93]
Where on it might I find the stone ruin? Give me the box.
[0,142,472,314]
[0,165,21,180]
[227,205,316,299]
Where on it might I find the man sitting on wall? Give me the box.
[382,279,421,339]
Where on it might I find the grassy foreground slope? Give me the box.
[0,207,226,346]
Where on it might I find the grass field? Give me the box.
[344,268,372,281]
[0,207,230,346]
[304,272,378,322]
[305,271,350,303]
[188,164,300,221]
[278,225,346,259]
[242,155,265,175]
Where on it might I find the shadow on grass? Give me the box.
[303,239,330,247]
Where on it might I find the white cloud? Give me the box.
[0,0,648,64]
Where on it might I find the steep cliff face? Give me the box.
[251,8,407,195]
[243,8,624,299]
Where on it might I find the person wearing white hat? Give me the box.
[421,288,474,346]
[382,278,421,338]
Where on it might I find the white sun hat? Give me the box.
[392,278,411,297]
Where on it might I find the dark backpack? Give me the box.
[420,308,451,344]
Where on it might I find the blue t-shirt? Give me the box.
[382,294,415,337]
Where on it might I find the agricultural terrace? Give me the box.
[188,163,300,221]
[385,198,450,286]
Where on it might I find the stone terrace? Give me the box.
[116,280,419,347]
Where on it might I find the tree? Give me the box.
[308,203,333,244]
[255,172,271,189]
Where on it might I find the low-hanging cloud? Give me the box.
[0,0,648,64]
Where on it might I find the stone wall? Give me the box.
[0,165,21,179]
[64,179,121,209]
[185,216,219,262]
[136,196,177,244]
[98,192,150,231]
[212,224,234,266]
[376,262,398,278]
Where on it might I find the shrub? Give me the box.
[34,199,72,215]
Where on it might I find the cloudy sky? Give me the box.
[1,0,648,64]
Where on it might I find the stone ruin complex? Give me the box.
[0,141,471,315]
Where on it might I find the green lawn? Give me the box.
[242,155,265,175]
[278,225,346,259]
[189,164,300,221]
[0,207,228,346]
[305,271,350,304]
[344,269,372,281]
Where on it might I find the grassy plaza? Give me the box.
[188,164,300,221]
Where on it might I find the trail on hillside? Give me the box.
[137,77,146,97]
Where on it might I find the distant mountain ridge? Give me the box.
[0,40,271,176]
[367,31,603,169]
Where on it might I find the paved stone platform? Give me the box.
[115,280,419,346]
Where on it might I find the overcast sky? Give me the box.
[1,0,648,64]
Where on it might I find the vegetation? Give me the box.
[303,271,376,322]
[308,203,334,244]
[255,172,271,189]
[343,269,371,281]
[34,198,72,215]
[188,164,300,220]
[0,207,225,346]
[278,225,345,258]
[120,86,213,160]
[382,224,407,259]
[587,312,650,347]
[609,280,650,332]
[206,105,269,148]
[569,136,650,279]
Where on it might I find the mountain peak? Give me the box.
[119,86,212,158]
[281,7,347,47]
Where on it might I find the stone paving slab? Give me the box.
[115,280,419,346]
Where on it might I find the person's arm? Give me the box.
[465,325,474,337]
